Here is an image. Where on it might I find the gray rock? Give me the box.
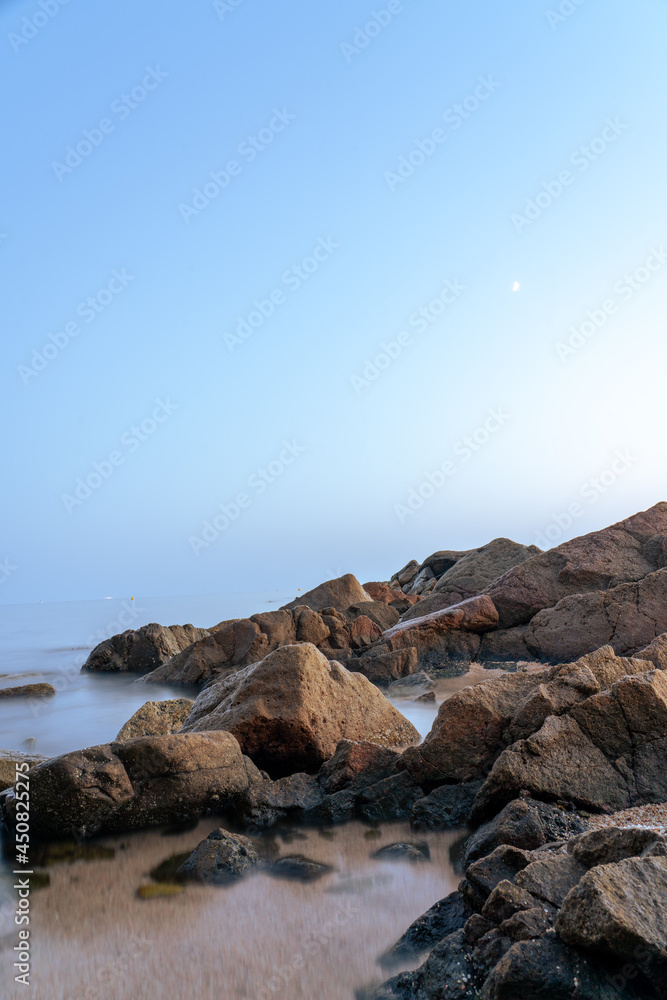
[378,890,470,968]
[464,798,586,866]
[411,781,483,831]
[268,854,333,882]
[372,842,430,863]
[176,828,260,884]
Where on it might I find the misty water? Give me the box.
[0,594,498,998]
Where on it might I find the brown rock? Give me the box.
[281,574,371,612]
[115,699,193,741]
[400,538,541,623]
[363,582,411,606]
[0,683,56,698]
[482,501,667,629]
[1,731,248,838]
[557,856,667,989]
[472,715,631,822]
[400,668,550,787]
[180,643,419,777]
[82,622,209,674]
[318,740,400,794]
[378,595,499,670]
[635,631,667,670]
[351,648,418,684]
[346,602,400,631]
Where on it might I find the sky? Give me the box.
[1,0,666,605]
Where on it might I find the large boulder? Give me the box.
[374,595,499,670]
[514,567,667,663]
[400,539,541,622]
[482,502,667,630]
[180,643,419,777]
[0,731,249,839]
[472,714,631,821]
[636,631,667,670]
[557,856,667,992]
[82,622,209,674]
[115,699,193,741]
[400,667,550,788]
[281,574,371,612]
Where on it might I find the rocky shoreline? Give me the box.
[2,502,667,998]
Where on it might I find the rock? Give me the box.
[520,567,667,662]
[400,539,541,623]
[1,731,249,839]
[636,631,667,670]
[142,612,298,687]
[356,772,423,825]
[557,856,667,993]
[318,741,400,795]
[364,582,420,607]
[388,672,436,693]
[368,929,478,1000]
[480,934,634,1000]
[378,890,470,968]
[460,845,534,910]
[411,782,483,831]
[351,648,418,684]
[294,606,331,645]
[480,880,543,926]
[472,714,631,823]
[137,883,185,899]
[345,615,383,650]
[238,767,323,828]
[346,602,400,631]
[400,668,550,788]
[413,692,436,703]
[282,574,372,613]
[464,798,586,866]
[378,596,499,670]
[115,699,193,741]
[0,749,47,791]
[0,683,56,698]
[396,561,420,587]
[268,854,333,882]
[180,644,419,777]
[482,502,667,629]
[568,826,667,869]
[83,623,209,674]
[372,842,430,863]
[176,828,260,884]
[514,852,588,908]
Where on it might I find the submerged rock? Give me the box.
[372,841,430,863]
[268,854,334,882]
[176,828,260,884]
[0,682,56,698]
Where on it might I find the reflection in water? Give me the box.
[1,819,464,1000]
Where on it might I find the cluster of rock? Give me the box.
[4,502,667,998]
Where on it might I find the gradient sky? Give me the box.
[2,0,666,605]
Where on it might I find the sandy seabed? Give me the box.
[1,819,463,1000]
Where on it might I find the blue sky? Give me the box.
[1,0,666,605]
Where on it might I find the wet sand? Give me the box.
[1,819,464,1000]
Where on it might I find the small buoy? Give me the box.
[512,281,520,292]
[131,596,135,600]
